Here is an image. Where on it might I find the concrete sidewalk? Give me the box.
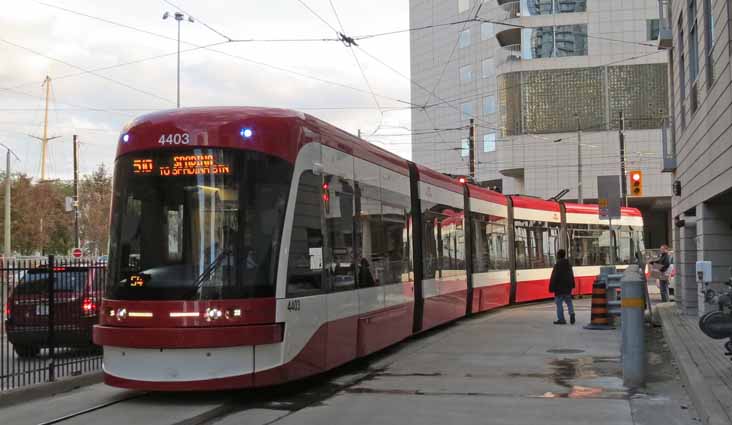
[657,303,732,425]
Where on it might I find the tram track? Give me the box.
[30,316,454,425]
[35,392,149,425]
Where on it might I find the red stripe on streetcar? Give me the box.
[93,323,283,348]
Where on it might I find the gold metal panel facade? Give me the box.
[497,63,669,135]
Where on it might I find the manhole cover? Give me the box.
[547,349,585,354]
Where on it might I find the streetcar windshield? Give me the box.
[106,148,292,300]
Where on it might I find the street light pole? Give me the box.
[163,11,194,108]
[177,18,181,108]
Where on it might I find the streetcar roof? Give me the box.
[117,106,410,175]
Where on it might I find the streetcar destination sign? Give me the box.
[132,154,231,176]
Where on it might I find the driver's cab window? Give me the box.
[287,171,326,297]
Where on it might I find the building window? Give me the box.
[703,0,715,86]
[483,133,496,152]
[523,0,555,16]
[688,0,699,113]
[482,58,494,78]
[461,101,474,120]
[555,25,588,57]
[554,0,586,13]
[522,0,586,16]
[460,65,473,83]
[522,25,588,59]
[459,29,471,48]
[524,26,555,59]
[688,0,699,82]
[459,0,471,14]
[647,19,660,40]
[484,95,496,114]
[678,14,687,128]
[461,138,470,158]
[481,22,494,40]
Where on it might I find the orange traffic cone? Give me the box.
[584,279,614,330]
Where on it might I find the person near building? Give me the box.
[549,249,576,325]
[651,244,672,302]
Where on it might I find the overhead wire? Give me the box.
[5,41,228,91]
[423,1,484,109]
[0,38,175,105]
[34,1,419,108]
[0,86,137,118]
[326,0,385,134]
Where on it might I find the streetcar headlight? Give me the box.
[116,308,128,321]
[206,308,223,321]
[225,308,242,319]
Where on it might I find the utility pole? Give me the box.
[619,111,628,207]
[29,76,59,181]
[468,118,476,181]
[576,114,583,204]
[357,129,361,139]
[4,150,10,257]
[73,135,80,249]
[0,143,19,257]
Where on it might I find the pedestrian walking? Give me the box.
[650,244,671,302]
[549,249,576,325]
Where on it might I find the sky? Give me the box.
[0,0,413,180]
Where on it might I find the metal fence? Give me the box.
[1,256,105,391]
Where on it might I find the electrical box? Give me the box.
[696,261,713,283]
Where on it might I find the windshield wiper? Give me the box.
[188,249,231,299]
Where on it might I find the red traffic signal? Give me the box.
[629,170,643,196]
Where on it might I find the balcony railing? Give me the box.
[500,1,521,20]
[497,44,522,65]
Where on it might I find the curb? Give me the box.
[656,304,730,425]
[0,372,103,408]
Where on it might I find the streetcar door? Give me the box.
[354,158,387,355]
[322,146,358,367]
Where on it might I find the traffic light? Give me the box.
[629,170,643,196]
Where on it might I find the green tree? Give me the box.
[0,175,72,255]
[79,163,112,256]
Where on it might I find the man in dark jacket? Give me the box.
[549,249,576,325]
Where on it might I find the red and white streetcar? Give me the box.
[94,107,645,390]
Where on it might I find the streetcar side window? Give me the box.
[514,220,559,270]
[471,213,510,272]
[381,185,412,285]
[324,175,356,292]
[355,180,383,288]
[567,223,612,266]
[287,171,326,297]
[615,226,642,265]
[423,203,465,280]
